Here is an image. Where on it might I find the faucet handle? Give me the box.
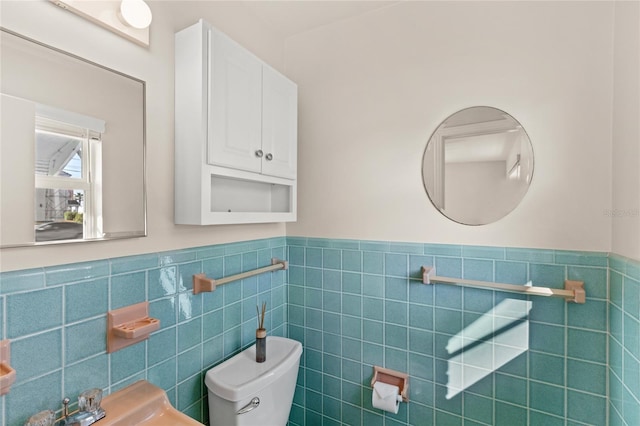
[62,398,70,417]
[78,388,103,413]
[24,410,55,426]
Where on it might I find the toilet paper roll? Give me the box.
[372,382,402,414]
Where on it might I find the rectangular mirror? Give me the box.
[0,28,146,247]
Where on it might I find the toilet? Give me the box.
[205,336,302,426]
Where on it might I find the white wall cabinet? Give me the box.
[260,65,298,179]
[175,20,297,225]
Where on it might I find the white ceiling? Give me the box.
[241,1,399,39]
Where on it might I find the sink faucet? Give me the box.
[24,389,106,426]
[62,388,106,426]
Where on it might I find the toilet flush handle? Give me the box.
[237,397,260,415]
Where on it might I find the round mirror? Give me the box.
[422,106,534,225]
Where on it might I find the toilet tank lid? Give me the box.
[205,336,302,402]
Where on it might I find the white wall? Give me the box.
[284,1,615,252]
[0,95,35,246]
[0,1,288,271]
[611,1,640,261]
[1,1,631,271]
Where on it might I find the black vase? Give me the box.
[256,328,266,363]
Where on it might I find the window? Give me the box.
[34,115,103,242]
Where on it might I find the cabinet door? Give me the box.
[207,29,262,173]
[261,66,297,179]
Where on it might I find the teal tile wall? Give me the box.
[609,253,640,426]
[0,237,287,426]
[287,238,614,426]
[1,237,638,426]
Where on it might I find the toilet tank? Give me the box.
[205,336,302,426]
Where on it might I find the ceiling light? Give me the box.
[49,0,151,47]
[119,0,152,30]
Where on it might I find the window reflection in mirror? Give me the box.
[422,107,534,225]
[34,114,104,242]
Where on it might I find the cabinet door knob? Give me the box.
[255,150,264,158]
[265,153,273,161]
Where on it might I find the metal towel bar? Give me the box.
[421,266,585,304]
[193,258,288,294]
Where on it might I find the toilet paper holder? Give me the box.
[371,366,409,402]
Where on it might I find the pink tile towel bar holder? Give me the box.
[421,266,586,304]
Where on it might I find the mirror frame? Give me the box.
[422,106,534,226]
[0,27,147,247]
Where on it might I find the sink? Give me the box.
[99,380,203,425]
